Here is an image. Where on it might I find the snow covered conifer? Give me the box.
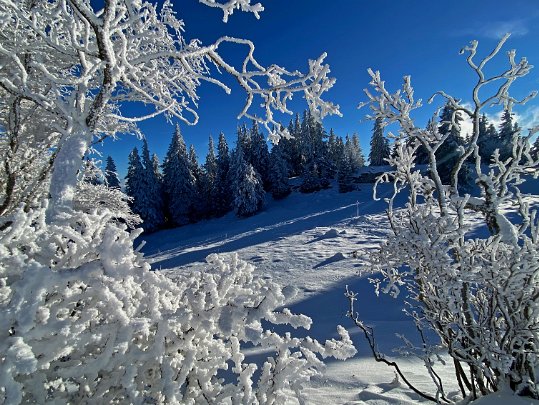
[368,118,390,166]
[231,144,265,217]
[435,101,465,184]
[125,147,146,220]
[104,156,121,190]
[337,149,355,193]
[250,120,271,190]
[201,136,219,217]
[498,109,518,161]
[162,125,196,226]
[269,143,292,200]
[188,144,206,220]
[139,139,165,232]
[215,133,232,216]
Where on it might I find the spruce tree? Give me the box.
[350,133,366,169]
[125,147,145,220]
[532,136,539,160]
[139,139,165,231]
[188,144,205,220]
[104,156,121,189]
[498,109,517,161]
[337,151,354,193]
[249,120,271,190]
[162,125,196,226]
[477,114,498,163]
[269,143,291,200]
[369,118,390,166]
[202,135,218,217]
[231,144,265,217]
[215,132,232,216]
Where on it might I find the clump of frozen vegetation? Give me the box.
[349,34,539,401]
[0,0,353,403]
[1,207,355,403]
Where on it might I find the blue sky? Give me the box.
[96,0,539,176]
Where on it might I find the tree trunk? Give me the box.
[46,129,91,223]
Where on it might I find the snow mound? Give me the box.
[313,252,347,269]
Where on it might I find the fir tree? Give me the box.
[532,136,539,160]
[162,125,196,226]
[139,139,165,231]
[327,129,339,178]
[299,110,330,192]
[368,118,390,166]
[188,144,206,220]
[231,144,265,217]
[215,132,232,216]
[104,156,121,189]
[269,143,291,200]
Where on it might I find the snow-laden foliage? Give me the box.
[354,34,539,401]
[104,156,121,190]
[368,117,390,166]
[231,144,265,217]
[0,205,355,404]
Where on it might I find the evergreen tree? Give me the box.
[327,129,339,178]
[435,102,464,184]
[350,133,366,169]
[104,156,121,189]
[82,158,104,185]
[368,118,390,166]
[299,110,330,192]
[249,120,271,190]
[202,135,218,217]
[498,109,517,161]
[139,139,165,231]
[162,125,196,226]
[188,144,206,220]
[477,114,499,163]
[215,132,232,216]
[231,144,265,217]
[125,147,145,220]
[269,143,291,200]
[337,150,355,193]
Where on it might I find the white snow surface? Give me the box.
[142,182,539,405]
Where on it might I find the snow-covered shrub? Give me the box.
[1,204,355,403]
[351,34,539,401]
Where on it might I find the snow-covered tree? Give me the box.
[269,143,291,200]
[435,101,465,184]
[299,110,330,192]
[215,132,232,216]
[125,147,146,219]
[476,114,499,163]
[337,150,355,193]
[162,125,196,226]
[201,135,219,217]
[140,139,165,231]
[249,120,271,190]
[498,109,518,161]
[368,118,390,166]
[0,1,351,402]
[104,156,121,189]
[188,144,205,220]
[231,144,265,217]
[353,34,539,401]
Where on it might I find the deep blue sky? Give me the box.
[97,1,539,177]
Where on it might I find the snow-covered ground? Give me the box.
[142,181,539,404]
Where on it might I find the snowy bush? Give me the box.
[350,34,539,401]
[1,204,355,403]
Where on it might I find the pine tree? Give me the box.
[299,110,330,192]
[162,125,196,226]
[532,136,539,160]
[269,143,291,200]
[139,139,165,231]
[435,102,464,184]
[369,118,390,166]
[215,132,232,216]
[249,120,271,190]
[188,144,205,220]
[104,156,121,189]
[231,144,265,217]
[327,129,339,178]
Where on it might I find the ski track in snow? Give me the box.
[141,182,539,405]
